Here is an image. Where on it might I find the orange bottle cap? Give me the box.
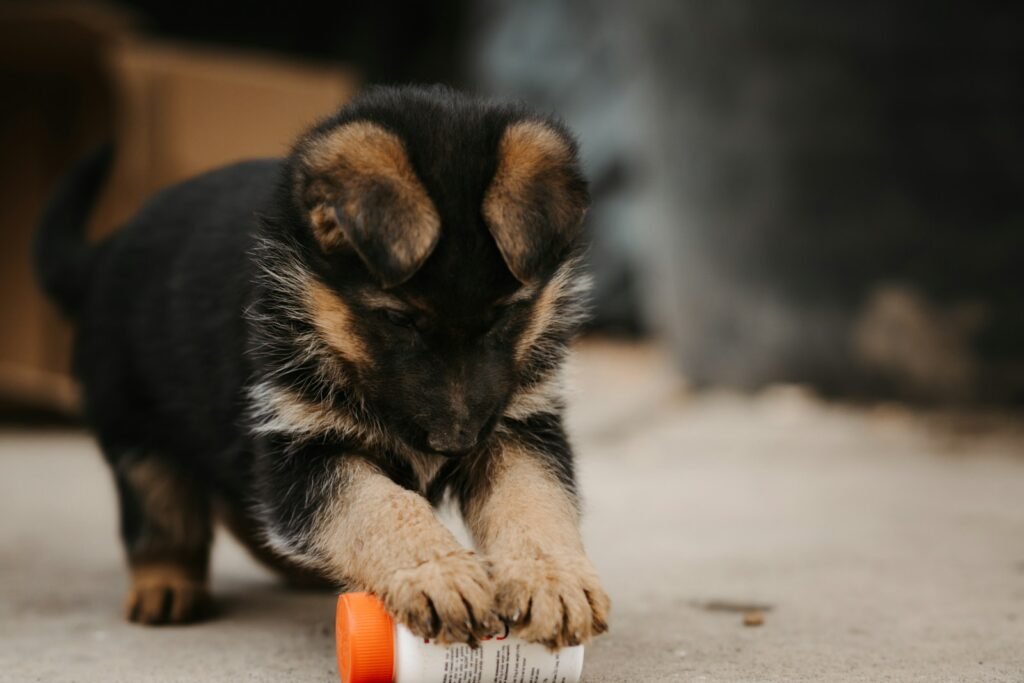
[336,592,395,683]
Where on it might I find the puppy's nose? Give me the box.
[426,425,480,455]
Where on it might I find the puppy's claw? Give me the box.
[381,551,495,645]
[491,554,610,650]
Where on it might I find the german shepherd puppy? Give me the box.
[34,86,609,648]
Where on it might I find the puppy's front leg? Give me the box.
[259,444,495,644]
[461,426,610,649]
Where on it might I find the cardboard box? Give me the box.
[0,4,358,414]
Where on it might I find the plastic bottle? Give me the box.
[336,592,585,683]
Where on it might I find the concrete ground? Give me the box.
[2,341,1023,682]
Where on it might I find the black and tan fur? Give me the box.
[35,86,608,648]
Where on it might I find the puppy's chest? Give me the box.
[404,451,447,494]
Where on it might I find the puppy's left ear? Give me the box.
[483,120,589,284]
[296,121,441,288]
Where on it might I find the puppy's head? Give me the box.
[287,87,589,455]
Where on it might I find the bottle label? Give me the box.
[395,625,582,683]
[441,642,567,683]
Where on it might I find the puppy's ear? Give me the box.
[297,121,440,288]
[483,120,589,284]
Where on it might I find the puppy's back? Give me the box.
[75,159,284,460]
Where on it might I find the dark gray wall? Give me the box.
[473,1,1024,404]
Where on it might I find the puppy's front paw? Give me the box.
[381,550,497,645]
[124,565,210,625]
[492,554,610,649]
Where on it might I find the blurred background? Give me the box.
[2,3,1024,681]
[3,0,1023,414]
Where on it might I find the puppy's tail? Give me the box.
[33,143,114,319]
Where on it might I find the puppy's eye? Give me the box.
[383,309,417,330]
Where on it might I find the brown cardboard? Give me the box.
[92,40,358,236]
[0,5,357,414]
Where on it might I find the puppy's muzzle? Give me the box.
[422,407,502,457]
[425,423,482,456]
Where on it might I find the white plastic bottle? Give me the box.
[336,592,585,683]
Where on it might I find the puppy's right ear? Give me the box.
[483,120,589,285]
[296,121,441,288]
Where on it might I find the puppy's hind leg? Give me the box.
[111,451,213,625]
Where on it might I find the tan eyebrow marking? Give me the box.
[353,289,435,315]
[353,290,411,310]
[496,285,539,307]
[305,280,372,366]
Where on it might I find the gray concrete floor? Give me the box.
[2,341,1024,682]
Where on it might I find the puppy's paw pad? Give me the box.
[382,551,497,645]
[492,554,610,649]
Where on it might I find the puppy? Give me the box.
[35,85,609,648]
